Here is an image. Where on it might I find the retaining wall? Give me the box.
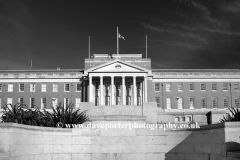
[0,122,239,160]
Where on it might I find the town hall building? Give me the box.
[0,53,239,124]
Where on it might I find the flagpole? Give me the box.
[89,36,90,59]
[117,27,119,55]
[146,35,147,59]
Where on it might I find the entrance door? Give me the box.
[116,82,121,105]
[126,82,131,105]
[105,82,110,105]
[95,82,100,106]
[137,82,141,106]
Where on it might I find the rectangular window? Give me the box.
[223,97,229,108]
[212,83,217,91]
[182,117,185,122]
[155,97,160,107]
[201,97,206,108]
[41,98,46,109]
[76,98,81,108]
[19,84,24,92]
[201,83,206,91]
[177,83,183,92]
[19,98,24,104]
[166,98,171,109]
[64,84,70,92]
[154,83,160,92]
[52,98,58,108]
[30,98,35,108]
[0,84,2,92]
[223,83,228,91]
[7,98,12,106]
[235,97,240,107]
[166,83,171,92]
[64,98,69,108]
[8,84,13,92]
[190,97,195,109]
[41,84,47,92]
[177,97,183,109]
[175,117,180,122]
[234,83,239,91]
[187,116,192,122]
[212,97,218,109]
[189,83,194,91]
[30,84,35,92]
[76,84,81,92]
[53,84,58,92]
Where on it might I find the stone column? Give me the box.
[144,76,148,102]
[111,76,115,105]
[133,76,137,105]
[100,76,103,106]
[89,76,92,102]
[122,76,126,105]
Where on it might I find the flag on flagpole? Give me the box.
[118,33,125,40]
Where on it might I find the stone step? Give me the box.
[90,105,144,115]
[90,115,146,121]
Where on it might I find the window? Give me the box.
[52,98,58,108]
[177,83,183,92]
[19,84,24,92]
[166,98,171,109]
[7,98,12,106]
[182,117,185,122]
[235,97,240,107]
[212,83,217,91]
[155,97,160,107]
[64,84,70,92]
[175,117,180,122]
[201,83,206,91]
[41,98,46,109]
[201,97,206,108]
[30,84,35,92]
[76,84,81,92]
[177,97,183,109]
[212,97,218,109]
[234,83,239,91]
[64,98,69,108]
[189,83,194,91]
[76,98,81,108]
[223,97,229,108]
[8,84,13,92]
[19,98,24,104]
[186,116,192,122]
[0,84,2,92]
[166,83,171,92]
[30,98,35,108]
[223,83,228,91]
[155,83,160,92]
[53,84,58,92]
[41,84,47,92]
[190,97,194,109]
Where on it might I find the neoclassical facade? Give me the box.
[1,53,240,123]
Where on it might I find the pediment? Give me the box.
[87,60,149,73]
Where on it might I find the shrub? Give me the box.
[1,102,89,127]
[220,107,240,122]
[51,102,89,128]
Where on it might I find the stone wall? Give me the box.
[0,122,239,160]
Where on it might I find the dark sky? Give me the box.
[1,0,240,70]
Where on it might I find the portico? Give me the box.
[88,74,148,106]
[85,58,150,106]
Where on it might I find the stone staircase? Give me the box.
[89,105,147,123]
